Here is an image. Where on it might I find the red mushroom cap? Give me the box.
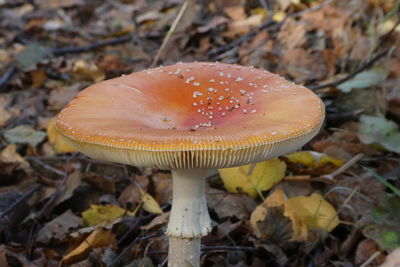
[56,62,324,169]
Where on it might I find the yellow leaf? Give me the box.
[61,227,116,264]
[47,118,76,153]
[288,193,339,232]
[219,158,286,198]
[285,151,344,168]
[82,204,135,226]
[139,189,163,214]
[250,189,308,242]
[285,151,315,167]
[73,59,105,82]
[317,155,344,168]
[272,11,285,22]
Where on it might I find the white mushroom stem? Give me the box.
[166,169,212,267]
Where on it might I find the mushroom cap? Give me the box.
[56,62,324,170]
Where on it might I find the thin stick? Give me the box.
[28,157,65,177]
[0,184,42,219]
[360,251,381,267]
[201,245,260,252]
[150,0,189,67]
[108,232,161,266]
[0,66,17,90]
[310,48,392,90]
[51,35,133,55]
[322,153,364,180]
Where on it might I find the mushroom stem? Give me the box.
[167,169,212,267]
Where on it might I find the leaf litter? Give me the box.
[0,0,399,266]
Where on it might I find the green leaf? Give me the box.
[16,43,52,71]
[363,195,400,251]
[358,115,400,154]
[3,125,46,147]
[338,67,388,93]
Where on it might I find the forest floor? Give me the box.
[0,0,400,266]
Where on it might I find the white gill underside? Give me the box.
[72,129,317,170]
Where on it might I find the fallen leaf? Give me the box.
[54,170,82,205]
[381,247,400,267]
[3,125,46,147]
[338,67,388,93]
[48,84,80,111]
[73,59,105,82]
[207,188,257,220]
[288,193,339,232]
[0,109,11,127]
[30,68,46,88]
[16,43,51,71]
[355,239,384,265]
[82,204,135,226]
[283,151,344,175]
[250,189,308,242]
[152,172,172,206]
[219,158,286,198]
[83,173,117,194]
[47,118,76,153]
[278,18,307,50]
[0,144,29,169]
[358,115,400,154]
[36,210,83,243]
[141,212,170,231]
[363,194,400,250]
[61,227,116,265]
[118,184,142,209]
[139,189,163,214]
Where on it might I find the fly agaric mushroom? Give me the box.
[55,62,324,267]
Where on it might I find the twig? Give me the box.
[309,48,392,90]
[201,245,261,252]
[108,232,162,267]
[321,153,364,180]
[51,35,133,55]
[0,66,17,90]
[0,184,42,219]
[150,0,189,67]
[27,157,65,177]
[208,20,276,58]
[360,251,381,267]
[35,153,76,219]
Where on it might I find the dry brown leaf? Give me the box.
[48,84,80,111]
[0,144,30,169]
[54,170,81,206]
[61,227,116,265]
[141,212,170,231]
[250,189,308,242]
[36,209,83,243]
[381,247,400,267]
[0,109,11,127]
[30,68,46,88]
[73,60,105,82]
[278,18,307,50]
[207,188,257,220]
